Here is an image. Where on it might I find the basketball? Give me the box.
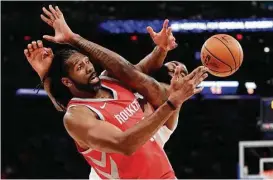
[200,34,244,77]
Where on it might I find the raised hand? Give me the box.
[41,5,75,44]
[168,66,208,107]
[24,40,54,80]
[147,19,177,51]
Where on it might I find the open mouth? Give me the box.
[89,72,99,84]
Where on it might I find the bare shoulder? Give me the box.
[63,105,97,129]
[63,105,100,149]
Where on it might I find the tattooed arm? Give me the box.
[41,5,168,107]
[70,34,168,107]
[106,19,177,75]
[101,46,167,77]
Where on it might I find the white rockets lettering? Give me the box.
[114,99,140,124]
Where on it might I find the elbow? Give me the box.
[117,136,137,156]
[122,147,136,156]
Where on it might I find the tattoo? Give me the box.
[70,35,167,107]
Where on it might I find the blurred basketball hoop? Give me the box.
[261,170,273,180]
[239,141,273,179]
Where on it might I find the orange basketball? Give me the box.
[200,34,243,77]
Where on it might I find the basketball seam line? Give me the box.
[204,46,233,73]
[235,40,242,68]
[209,69,231,73]
[213,37,237,71]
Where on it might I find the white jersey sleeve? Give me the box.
[134,92,177,147]
[154,125,174,148]
[89,168,101,180]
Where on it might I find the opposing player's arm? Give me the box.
[135,19,177,74]
[102,46,167,77]
[104,20,176,76]
[135,46,167,74]
[144,101,180,131]
[64,104,175,155]
[44,78,66,111]
[164,109,180,131]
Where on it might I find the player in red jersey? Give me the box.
[24,40,188,179]
[24,5,208,179]
[87,62,188,179]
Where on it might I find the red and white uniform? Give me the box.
[67,76,176,179]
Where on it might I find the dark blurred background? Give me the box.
[2,1,273,179]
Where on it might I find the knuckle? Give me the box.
[186,81,193,87]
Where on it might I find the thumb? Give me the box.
[43,35,55,43]
[44,48,53,55]
[146,26,156,39]
[47,48,54,57]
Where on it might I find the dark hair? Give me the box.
[150,65,172,84]
[47,49,78,110]
[151,62,188,85]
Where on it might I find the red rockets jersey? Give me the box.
[67,76,175,179]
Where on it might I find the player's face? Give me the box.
[165,61,188,79]
[66,52,101,92]
[159,61,188,90]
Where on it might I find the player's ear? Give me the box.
[61,77,72,87]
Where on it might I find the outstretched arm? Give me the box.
[107,20,177,75]
[24,40,65,111]
[23,39,167,112]
[101,46,168,77]
[69,34,168,107]
[64,66,207,155]
[136,19,177,74]
[40,5,168,107]
[135,46,168,74]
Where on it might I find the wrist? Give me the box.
[40,74,48,85]
[166,100,177,110]
[157,46,167,53]
[39,73,47,82]
[38,71,51,84]
[67,33,80,45]
[168,96,183,108]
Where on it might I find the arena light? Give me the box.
[245,82,257,95]
[17,81,238,97]
[99,18,273,33]
[198,81,239,95]
[16,87,260,100]
[24,36,31,41]
[199,81,239,87]
[236,34,243,40]
[16,88,47,96]
[245,82,257,89]
[264,47,270,53]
